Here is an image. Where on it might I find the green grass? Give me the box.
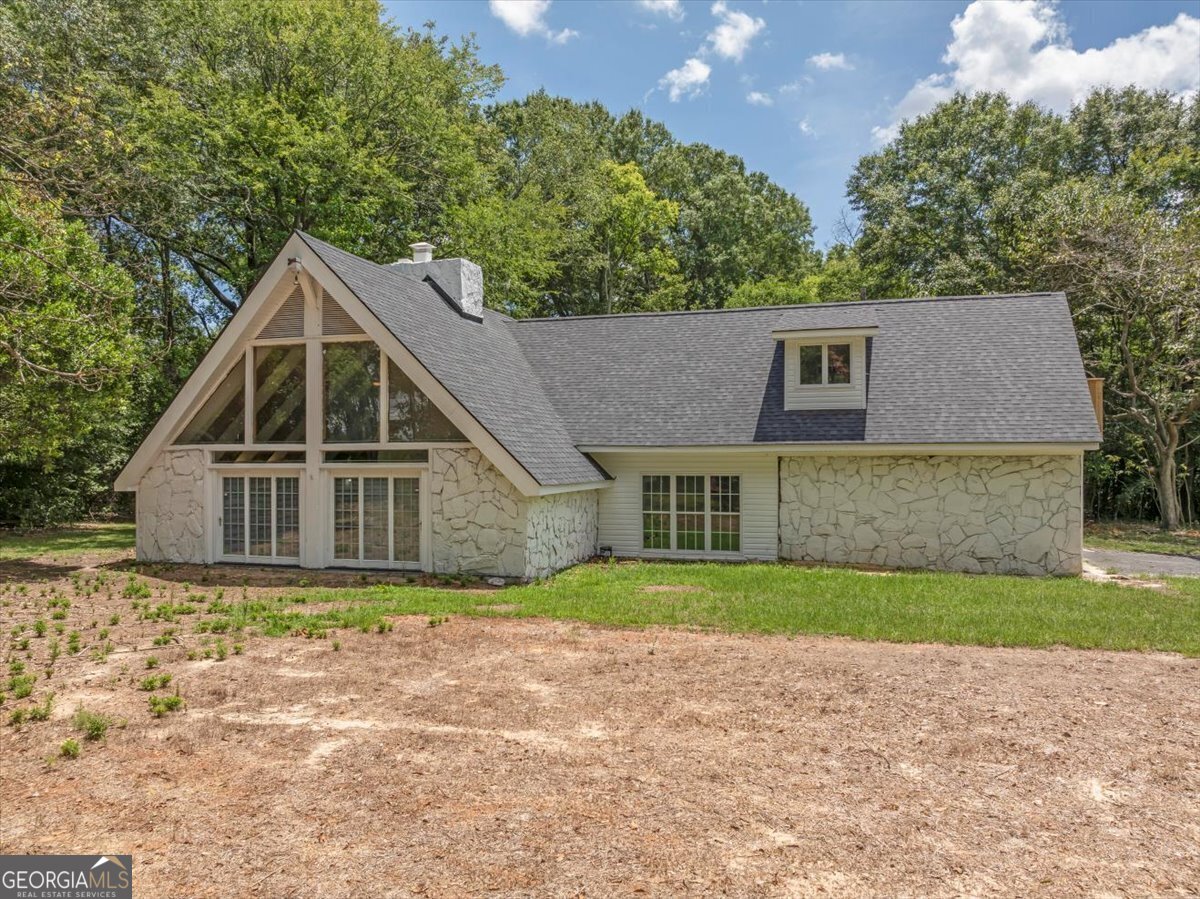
[208,561,1200,657]
[0,524,134,561]
[1084,521,1200,557]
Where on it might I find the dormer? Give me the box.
[771,307,877,411]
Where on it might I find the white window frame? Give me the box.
[640,473,743,556]
[213,470,304,565]
[323,467,430,570]
[793,340,853,389]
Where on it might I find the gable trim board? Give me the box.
[121,232,1099,577]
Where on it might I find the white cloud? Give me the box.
[489,0,577,44]
[660,58,712,102]
[873,1,1200,142]
[638,0,684,21]
[706,1,765,62]
[807,52,852,71]
[798,117,814,136]
[779,76,814,95]
[746,90,773,106]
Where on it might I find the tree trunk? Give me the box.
[1154,448,1181,531]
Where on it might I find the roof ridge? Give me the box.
[512,292,1066,324]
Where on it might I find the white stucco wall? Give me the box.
[525,490,600,580]
[429,447,528,577]
[779,454,1083,575]
[136,449,207,563]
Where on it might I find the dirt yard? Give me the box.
[1,555,1198,897]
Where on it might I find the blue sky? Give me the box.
[382,0,1200,246]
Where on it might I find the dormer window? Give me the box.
[772,311,877,412]
[797,342,851,386]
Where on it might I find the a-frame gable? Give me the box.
[297,240,544,496]
[115,232,546,496]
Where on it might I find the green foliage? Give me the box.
[72,706,113,741]
[138,673,172,691]
[60,738,80,758]
[850,88,1199,524]
[0,180,136,484]
[148,692,183,717]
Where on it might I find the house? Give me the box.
[115,232,1102,579]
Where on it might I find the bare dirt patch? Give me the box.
[2,607,1197,896]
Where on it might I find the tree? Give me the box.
[848,92,1069,296]
[1028,184,1199,529]
[589,162,682,314]
[0,180,136,466]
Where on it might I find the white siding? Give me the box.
[591,451,778,561]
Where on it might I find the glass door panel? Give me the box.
[333,477,359,561]
[249,477,273,557]
[222,477,245,556]
[275,478,300,558]
[362,477,390,561]
[393,478,420,563]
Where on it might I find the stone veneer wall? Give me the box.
[524,490,599,580]
[430,447,528,577]
[779,454,1083,575]
[136,449,207,563]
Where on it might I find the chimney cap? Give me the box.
[409,241,435,264]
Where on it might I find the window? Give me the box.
[323,449,428,464]
[709,476,741,552]
[177,356,245,444]
[324,342,380,443]
[641,474,741,553]
[254,345,306,443]
[332,475,422,566]
[798,345,822,385]
[387,361,466,442]
[220,474,300,561]
[675,476,705,551]
[796,342,851,387]
[641,475,671,550]
[827,343,850,384]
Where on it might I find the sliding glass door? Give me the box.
[220,473,301,563]
[330,474,422,568]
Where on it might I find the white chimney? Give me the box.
[389,240,483,319]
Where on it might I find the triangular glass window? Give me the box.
[387,360,466,442]
[175,356,245,444]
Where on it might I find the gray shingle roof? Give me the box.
[301,234,1099,485]
[298,233,606,486]
[510,294,1102,447]
[773,306,879,331]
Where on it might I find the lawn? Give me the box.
[2,524,1196,655]
[0,522,135,561]
[2,526,1197,896]
[1084,520,1200,557]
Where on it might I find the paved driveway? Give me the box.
[1083,547,1200,577]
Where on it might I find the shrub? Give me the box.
[60,738,80,759]
[138,674,172,691]
[145,656,159,669]
[148,693,183,717]
[72,707,113,741]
